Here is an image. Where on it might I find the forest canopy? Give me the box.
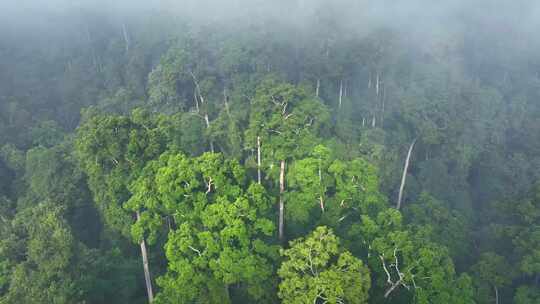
[0,0,539,303]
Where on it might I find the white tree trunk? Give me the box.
[257,136,262,184]
[376,72,380,97]
[137,211,154,302]
[319,163,324,212]
[339,79,343,109]
[381,83,385,127]
[396,138,417,210]
[204,113,214,153]
[279,160,286,241]
[316,78,320,97]
[494,285,499,304]
[338,79,343,108]
[121,22,130,53]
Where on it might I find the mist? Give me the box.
[1,1,539,304]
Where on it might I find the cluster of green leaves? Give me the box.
[278,226,370,304]
[128,153,279,303]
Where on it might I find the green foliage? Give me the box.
[0,203,81,304]
[29,120,65,148]
[246,76,330,164]
[2,5,540,303]
[278,226,370,304]
[75,109,168,236]
[286,144,387,238]
[129,152,279,303]
[358,208,475,303]
[514,286,540,304]
[404,192,472,265]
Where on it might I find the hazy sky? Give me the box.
[1,0,539,54]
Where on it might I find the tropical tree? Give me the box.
[245,76,330,240]
[127,152,279,303]
[278,226,370,304]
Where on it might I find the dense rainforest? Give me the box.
[0,0,539,303]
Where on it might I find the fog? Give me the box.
[1,1,540,303]
[2,0,540,46]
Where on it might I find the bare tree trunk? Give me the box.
[121,22,130,53]
[381,83,385,127]
[204,113,214,152]
[190,71,214,152]
[396,138,417,210]
[257,136,262,184]
[223,87,231,117]
[279,160,286,241]
[319,162,324,212]
[494,285,499,304]
[372,116,376,128]
[194,88,200,113]
[136,211,154,302]
[384,280,402,298]
[376,72,380,97]
[338,79,343,108]
[316,78,320,97]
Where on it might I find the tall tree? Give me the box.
[245,76,330,241]
[278,226,371,304]
[127,152,279,303]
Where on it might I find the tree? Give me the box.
[358,208,475,303]
[482,182,540,304]
[472,252,512,304]
[127,152,279,303]
[75,109,169,302]
[0,202,82,304]
[514,286,540,304]
[286,144,387,238]
[278,226,370,304]
[245,76,330,241]
[404,192,472,266]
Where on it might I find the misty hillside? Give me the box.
[0,1,539,303]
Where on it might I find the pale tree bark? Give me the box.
[279,160,286,241]
[121,22,130,53]
[338,79,343,109]
[380,83,386,127]
[396,138,417,210]
[376,71,380,97]
[136,211,154,302]
[223,87,231,117]
[384,280,402,298]
[315,78,320,97]
[494,285,499,304]
[318,162,324,212]
[194,87,200,113]
[190,71,214,152]
[257,136,262,184]
[380,248,410,298]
